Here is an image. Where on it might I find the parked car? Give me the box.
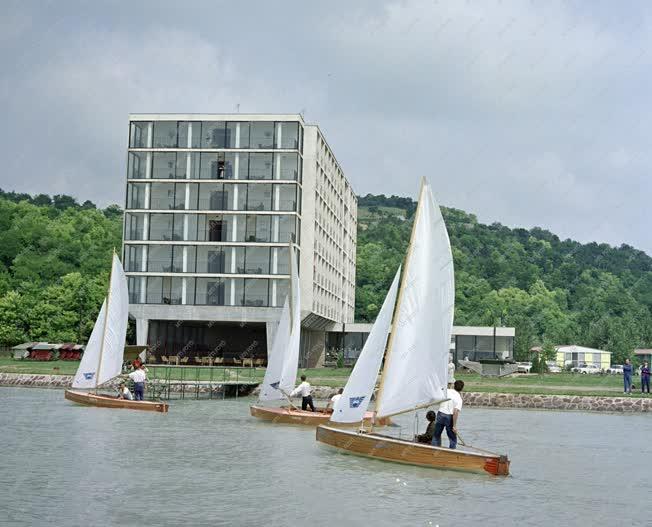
[606,364,624,375]
[572,364,603,374]
[516,362,532,373]
[546,361,562,373]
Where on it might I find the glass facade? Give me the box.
[125,117,302,308]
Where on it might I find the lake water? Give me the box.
[0,387,649,527]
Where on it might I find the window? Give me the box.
[230,278,245,306]
[199,153,232,179]
[152,121,178,148]
[128,276,143,304]
[128,152,148,179]
[249,153,273,180]
[162,277,183,305]
[148,246,173,272]
[178,121,200,148]
[126,183,147,209]
[276,122,300,149]
[250,122,274,148]
[275,279,289,306]
[234,122,250,148]
[231,152,248,179]
[146,277,163,303]
[125,245,144,272]
[244,279,269,306]
[149,183,176,210]
[172,245,193,273]
[229,247,246,273]
[125,213,146,240]
[202,121,226,148]
[197,183,225,210]
[245,215,271,242]
[196,278,226,305]
[245,247,270,274]
[196,246,225,273]
[152,153,177,179]
[247,184,272,210]
[276,185,297,211]
[274,247,289,274]
[129,122,150,148]
[276,215,297,242]
[149,214,175,241]
[275,153,299,180]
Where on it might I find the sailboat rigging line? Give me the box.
[95,252,115,393]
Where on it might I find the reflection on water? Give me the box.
[0,387,648,527]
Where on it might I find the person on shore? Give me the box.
[290,375,316,412]
[416,410,437,443]
[448,354,456,386]
[623,359,633,394]
[117,382,133,400]
[433,380,464,449]
[641,362,650,394]
[328,388,344,410]
[129,364,147,401]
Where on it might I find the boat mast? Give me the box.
[288,241,295,329]
[373,178,426,424]
[95,250,115,391]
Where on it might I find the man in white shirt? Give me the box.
[432,380,464,449]
[328,388,343,410]
[290,375,316,412]
[128,365,147,401]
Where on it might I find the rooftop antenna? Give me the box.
[300,108,306,119]
[236,103,240,113]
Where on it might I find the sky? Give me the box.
[1,0,651,255]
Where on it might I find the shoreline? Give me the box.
[2,373,651,413]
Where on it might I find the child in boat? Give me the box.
[117,382,133,400]
[416,411,437,443]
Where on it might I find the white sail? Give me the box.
[330,267,401,423]
[375,180,455,418]
[72,300,107,388]
[278,247,301,395]
[258,295,291,401]
[72,254,129,389]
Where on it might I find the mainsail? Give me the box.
[258,295,291,401]
[375,180,455,418]
[330,267,401,423]
[258,246,301,400]
[72,254,129,389]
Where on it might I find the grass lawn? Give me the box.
[1,360,646,398]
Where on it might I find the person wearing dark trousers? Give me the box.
[129,364,147,401]
[290,375,316,411]
[641,362,650,394]
[433,380,464,450]
[623,359,633,394]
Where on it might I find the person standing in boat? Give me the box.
[129,364,147,401]
[327,388,344,410]
[433,380,464,449]
[290,375,316,411]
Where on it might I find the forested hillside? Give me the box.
[0,189,650,364]
[357,194,652,362]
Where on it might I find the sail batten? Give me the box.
[72,254,129,389]
[375,180,455,419]
[330,267,401,424]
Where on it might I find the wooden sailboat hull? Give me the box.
[316,425,509,476]
[65,389,169,413]
[250,405,390,427]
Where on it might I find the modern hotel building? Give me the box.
[123,114,356,366]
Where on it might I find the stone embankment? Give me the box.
[3,374,652,412]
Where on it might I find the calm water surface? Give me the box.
[0,387,649,527]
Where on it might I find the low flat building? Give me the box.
[554,345,611,369]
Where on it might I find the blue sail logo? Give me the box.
[270,382,280,389]
[349,396,366,408]
[83,372,95,380]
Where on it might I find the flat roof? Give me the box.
[333,324,516,337]
[129,113,305,123]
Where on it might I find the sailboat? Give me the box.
[249,246,385,426]
[64,253,168,413]
[316,179,510,475]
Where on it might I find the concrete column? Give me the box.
[265,321,278,358]
[136,319,149,346]
[302,329,325,368]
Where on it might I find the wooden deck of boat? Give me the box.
[316,424,509,476]
[64,389,169,413]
